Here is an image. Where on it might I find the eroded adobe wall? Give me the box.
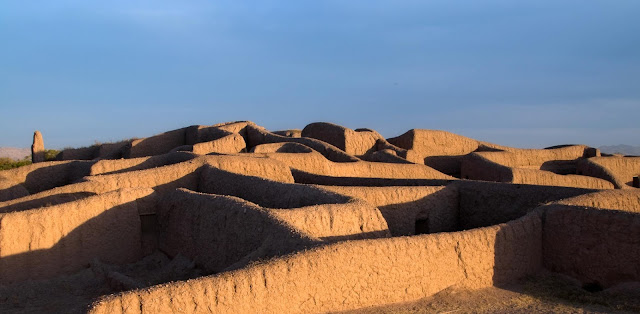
[291,170,453,186]
[56,140,134,161]
[301,122,348,153]
[260,151,454,180]
[251,142,314,154]
[555,190,640,212]
[90,212,543,314]
[0,177,29,202]
[85,159,203,195]
[302,122,380,156]
[456,181,597,229]
[190,133,246,154]
[543,204,640,288]
[272,129,302,137]
[199,167,391,240]
[461,152,614,190]
[360,149,414,164]
[1,157,204,211]
[511,168,614,189]
[0,160,94,199]
[578,157,640,188]
[157,188,320,273]
[0,190,97,214]
[387,129,479,157]
[56,145,99,160]
[89,152,197,175]
[201,155,294,183]
[315,159,454,179]
[86,155,294,199]
[576,158,622,188]
[199,166,348,209]
[270,201,391,241]
[97,140,132,159]
[474,145,591,169]
[125,128,188,158]
[476,141,517,152]
[0,188,152,284]
[185,124,235,145]
[0,155,294,215]
[212,121,254,135]
[318,185,458,236]
[460,153,513,181]
[245,125,360,162]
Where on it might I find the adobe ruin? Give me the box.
[1,121,639,313]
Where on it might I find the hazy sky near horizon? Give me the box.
[1,1,639,149]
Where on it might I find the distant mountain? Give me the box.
[0,147,30,160]
[599,145,640,156]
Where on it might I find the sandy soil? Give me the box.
[342,272,640,314]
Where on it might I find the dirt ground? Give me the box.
[342,272,640,314]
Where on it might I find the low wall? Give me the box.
[0,178,29,202]
[125,128,188,158]
[191,133,246,154]
[543,204,640,288]
[201,155,294,183]
[57,140,134,160]
[0,188,151,284]
[461,153,613,189]
[97,140,132,159]
[387,129,479,157]
[0,160,94,197]
[251,142,313,154]
[461,153,513,181]
[199,167,391,240]
[555,190,640,212]
[291,170,453,186]
[475,145,590,168]
[456,181,596,229]
[476,141,516,152]
[0,191,96,214]
[319,185,458,236]
[185,124,235,145]
[577,157,640,188]
[246,125,359,162]
[86,160,202,195]
[261,151,454,180]
[270,201,390,241]
[212,121,253,135]
[1,155,294,215]
[157,188,319,273]
[511,168,614,189]
[90,211,543,314]
[360,149,413,164]
[87,155,294,196]
[272,129,302,137]
[199,166,348,209]
[301,122,379,156]
[158,187,389,274]
[56,145,99,160]
[90,152,197,175]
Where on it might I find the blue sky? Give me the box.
[1,1,639,149]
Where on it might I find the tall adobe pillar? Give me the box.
[31,130,45,163]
